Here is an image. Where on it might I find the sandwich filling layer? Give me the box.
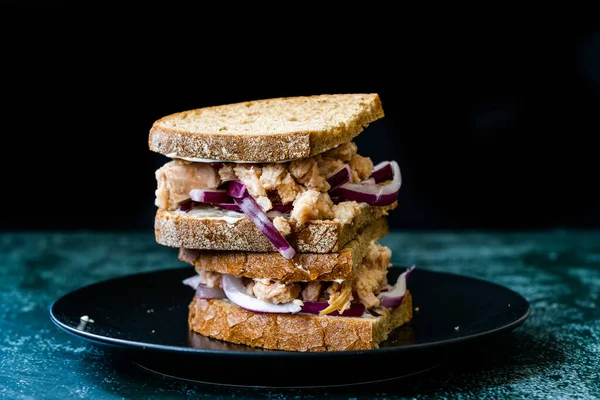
[155,141,374,231]
[184,241,393,315]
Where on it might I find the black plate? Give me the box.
[49,267,530,388]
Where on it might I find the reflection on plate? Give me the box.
[131,351,439,389]
[49,266,530,387]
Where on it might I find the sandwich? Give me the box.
[149,93,413,352]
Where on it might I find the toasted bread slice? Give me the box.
[188,291,412,352]
[155,202,396,253]
[178,217,388,282]
[148,93,384,162]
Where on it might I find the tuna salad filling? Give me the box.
[181,241,410,316]
[155,142,374,227]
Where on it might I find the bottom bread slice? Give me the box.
[188,291,412,352]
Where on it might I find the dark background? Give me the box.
[1,8,599,231]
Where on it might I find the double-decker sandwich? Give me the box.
[149,93,414,352]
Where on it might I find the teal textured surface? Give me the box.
[1,231,599,399]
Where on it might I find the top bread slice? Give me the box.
[148,93,384,162]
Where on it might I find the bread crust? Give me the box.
[148,94,384,162]
[178,217,388,282]
[155,202,396,253]
[187,291,412,352]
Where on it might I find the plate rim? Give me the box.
[49,267,531,358]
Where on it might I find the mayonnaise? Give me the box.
[176,205,289,224]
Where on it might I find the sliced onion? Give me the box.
[379,283,393,292]
[222,275,301,313]
[301,301,365,317]
[326,163,352,191]
[181,198,291,214]
[212,202,241,211]
[226,180,247,198]
[370,161,393,183]
[182,275,202,289]
[179,199,195,212]
[196,284,225,299]
[227,181,296,259]
[378,265,415,309]
[331,161,401,206]
[182,275,225,299]
[271,204,293,213]
[189,188,231,204]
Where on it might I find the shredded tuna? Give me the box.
[301,281,323,302]
[277,173,304,204]
[256,196,272,212]
[349,154,374,182]
[289,158,314,180]
[234,165,266,198]
[218,164,237,182]
[273,216,291,236]
[155,160,220,210]
[316,156,345,179]
[322,142,357,162]
[260,164,287,191]
[290,189,334,226]
[289,158,330,192]
[252,279,301,304]
[332,201,361,224]
[354,241,392,308]
[196,268,223,288]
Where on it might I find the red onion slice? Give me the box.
[182,275,202,289]
[180,198,291,214]
[182,275,225,299]
[189,188,232,204]
[326,163,352,191]
[271,204,293,213]
[222,275,302,313]
[226,180,247,198]
[331,161,401,206]
[227,181,296,259]
[370,161,393,183]
[179,199,195,212]
[212,202,241,211]
[301,301,366,317]
[378,265,415,309]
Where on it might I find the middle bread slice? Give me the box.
[178,217,389,282]
[155,202,396,254]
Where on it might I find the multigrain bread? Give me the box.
[178,216,389,282]
[148,93,384,162]
[155,201,397,253]
[148,93,413,353]
[187,291,412,352]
